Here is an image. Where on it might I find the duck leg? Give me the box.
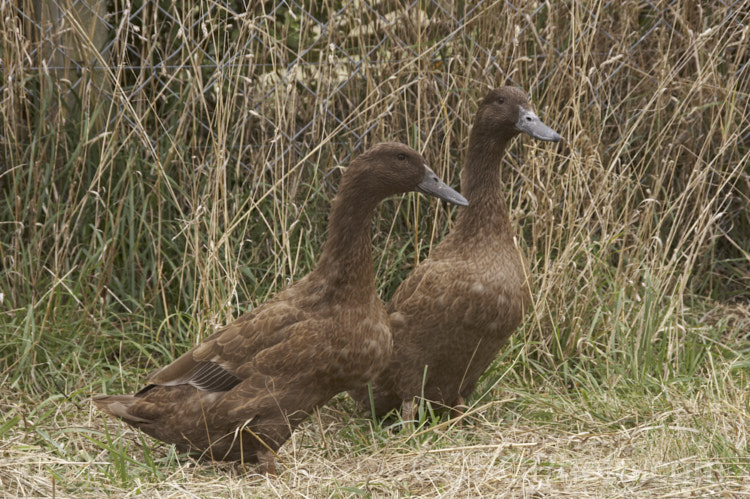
[257,447,277,475]
[451,395,468,425]
[401,399,416,425]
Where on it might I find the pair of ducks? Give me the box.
[94,87,561,474]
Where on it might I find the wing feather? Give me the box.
[188,362,242,392]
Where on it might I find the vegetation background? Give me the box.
[1,0,748,496]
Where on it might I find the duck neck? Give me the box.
[314,186,378,303]
[454,129,514,240]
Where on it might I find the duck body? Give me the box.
[349,88,561,418]
[371,232,530,414]
[93,143,468,472]
[100,280,389,463]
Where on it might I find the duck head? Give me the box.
[347,142,468,206]
[476,87,562,143]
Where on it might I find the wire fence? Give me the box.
[7,0,747,172]
[2,0,749,312]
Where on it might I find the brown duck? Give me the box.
[93,142,468,474]
[349,87,561,420]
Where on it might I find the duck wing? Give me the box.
[388,258,457,319]
[145,298,307,393]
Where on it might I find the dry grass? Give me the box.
[3,377,749,497]
[1,0,749,496]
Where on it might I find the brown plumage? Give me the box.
[349,88,561,420]
[93,142,467,474]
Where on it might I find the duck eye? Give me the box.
[397,153,406,161]
[497,97,505,104]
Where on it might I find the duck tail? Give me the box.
[92,395,152,424]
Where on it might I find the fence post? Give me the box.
[31,0,110,126]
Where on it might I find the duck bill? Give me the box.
[515,108,562,142]
[416,165,468,206]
